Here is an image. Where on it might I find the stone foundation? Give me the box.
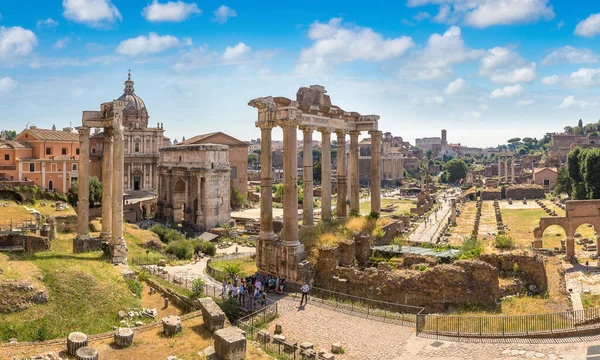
[198,297,226,332]
[255,239,310,282]
[72,237,105,253]
[506,185,545,199]
[0,234,50,254]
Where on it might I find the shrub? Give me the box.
[190,278,206,298]
[166,240,194,260]
[125,278,143,297]
[460,235,482,259]
[372,227,385,239]
[151,224,185,243]
[495,234,515,249]
[230,188,246,210]
[367,211,380,219]
[193,240,216,256]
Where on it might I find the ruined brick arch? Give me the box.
[0,189,24,202]
[533,218,569,240]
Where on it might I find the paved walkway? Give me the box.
[266,297,600,360]
[408,190,454,244]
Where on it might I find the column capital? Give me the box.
[103,126,114,140]
[335,130,347,138]
[349,130,361,136]
[76,126,91,140]
[317,127,332,135]
[368,130,382,137]
[279,119,298,128]
[256,120,276,130]
[299,125,315,133]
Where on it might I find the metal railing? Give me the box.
[206,252,255,282]
[288,286,424,327]
[140,264,224,300]
[416,307,600,337]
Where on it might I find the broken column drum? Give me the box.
[67,332,89,356]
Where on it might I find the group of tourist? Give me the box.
[221,273,287,310]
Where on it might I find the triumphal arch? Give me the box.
[74,100,128,264]
[534,199,600,260]
[248,85,381,281]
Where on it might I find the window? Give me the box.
[72,164,77,171]
[231,166,238,179]
[48,180,53,191]
[29,163,35,172]
[46,147,51,155]
[544,179,550,187]
[76,149,80,155]
[62,148,67,155]
[4,154,8,161]
[135,143,140,152]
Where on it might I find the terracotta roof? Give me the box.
[533,167,557,175]
[0,140,33,149]
[181,132,247,146]
[15,128,78,142]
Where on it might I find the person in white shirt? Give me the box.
[300,281,310,306]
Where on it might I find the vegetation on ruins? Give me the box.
[459,235,483,259]
[66,176,102,207]
[230,188,246,210]
[560,147,600,199]
[495,234,516,249]
[190,278,206,298]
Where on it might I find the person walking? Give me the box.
[300,281,310,306]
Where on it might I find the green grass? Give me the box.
[581,293,600,309]
[209,257,257,281]
[359,198,413,216]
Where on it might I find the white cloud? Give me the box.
[0,26,38,61]
[54,37,70,49]
[541,74,559,85]
[414,12,431,21]
[575,13,600,38]
[142,1,201,22]
[37,18,59,29]
[0,77,17,93]
[116,33,189,56]
[426,96,446,105]
[517,99,534,105]
[299,18,414,66]
[489,84,523,99]
[478,46,536,84]
[223,42,250,61]
[62,0,121,28]
[566,68,600,87]
[292,58,331,77]
[445,77,467,95]
[213,5,237,24]
[479,104,489,111]
[557,20,565,29]
[557,95,598,109]
[402,26,483,80]
[541,46,598,66]
[407,0,554,28]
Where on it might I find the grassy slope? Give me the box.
[359,198,413,216]
[210,257,257,281]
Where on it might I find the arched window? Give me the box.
[48,180,53,191]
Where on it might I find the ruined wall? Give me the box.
[0,281,49,313]
[506,186,545,200]
[0,234,50,254]
[374,220,404,246]
[52,214,77,233]
[479,252,548,292]
[481,189,501,200]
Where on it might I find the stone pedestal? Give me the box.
[320,129,332,221]
[198,297,226,332]
[113,327,134,348]
[338,240,355,267]
[214,326,246,360]
[162,315,182,336]
[67,332,88,356]
[75,347,98,360]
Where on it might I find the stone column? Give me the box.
[336,131,347,218]
[101,127,113,241]
[184,171,192,224]
[369,130,382,215]
[596,236,600,258]
[319,128,332,221]
[110,125,128,264]
[166,170,173,222]
[511,157,515,183]
[498,155,501,180]
[196,173,204,226]
[76,127,91,241]
[282,120,300,246]
[504,159,509,183]
[566,236,575,261]
[349,131,360,215]
[301,126,314,226]
[257,123,275,240]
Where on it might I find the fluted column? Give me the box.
[300,126,314,226]
[76,126,90,241]
[370,130,382,215]
[257,123,275,240]
[101,127,113,241]
[319,128,332,221]
[498,155,501,180]
[282,120,299,246]
[336,131,347,218]
[511,157,515,183]
[504,159,509,183]
[110,125,128,264]
[196,174,203,226]
[349,131,360,215]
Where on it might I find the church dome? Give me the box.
[117,72,149,129]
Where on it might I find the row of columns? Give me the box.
[497,156,515,183]
[258,122,382,245]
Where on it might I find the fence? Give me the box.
[416,307,600,337]
[206,252,255,282]
[289,286,424,327]
[130,253,179,266]
[141,265,225,300]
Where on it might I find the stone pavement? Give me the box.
[408,190,454,244]
[266,297,600,360]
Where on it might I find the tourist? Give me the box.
[300,281,310,306]
[227,281,234,298]
[259,290,267,308]
[232,284,239,301]
[255,278,262,292]
[234,274,239,287]
[279,278,286,294]
[269,276,275,292]
[253,287,260,309]
[275,277,280,295]
[239,282,245,306]
[222,279,227,298]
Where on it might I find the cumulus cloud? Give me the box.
[445,77,467,95]
[557,95,598,109]
[116,33,190,56]
[37,18,59,29]
[0,26,38,61]
[63,0,121,28]
[489,84,523,99]
[213,5,237,24]
[541,75,560,85]
[407,0,554,28]
[541,46,598,66]
[566,68,600,87]
[54,37,70,49]
[402,26,483,80]
[298,18,414,69]
[223,42,250,61]
[575,13,600,38]
[478,46,536,84]
[0,77,17,93]
[142,1,201,22]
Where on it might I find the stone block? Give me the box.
[198,297,226,332]
[273,334,286,344]
[300,342,314,350]
[213,326,246,360]
[257,330,271,343]
[275,323,282,334]
[331,342,343,354]
[162,316,182,336]
[319,349,336,360]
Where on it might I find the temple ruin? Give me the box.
[248,85,381,281]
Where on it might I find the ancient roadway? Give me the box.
[408,189,455,244]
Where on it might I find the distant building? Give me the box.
[358,132,416,184]
[533,167,558,190]
[180,132,248,196]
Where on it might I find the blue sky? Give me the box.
[1,0,600,147]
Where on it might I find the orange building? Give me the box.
[0,126,80,194]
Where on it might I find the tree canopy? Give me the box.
[442,159,467,183]
[565,147,600,199]
[67,176,102,207]
[4,130,17,140]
